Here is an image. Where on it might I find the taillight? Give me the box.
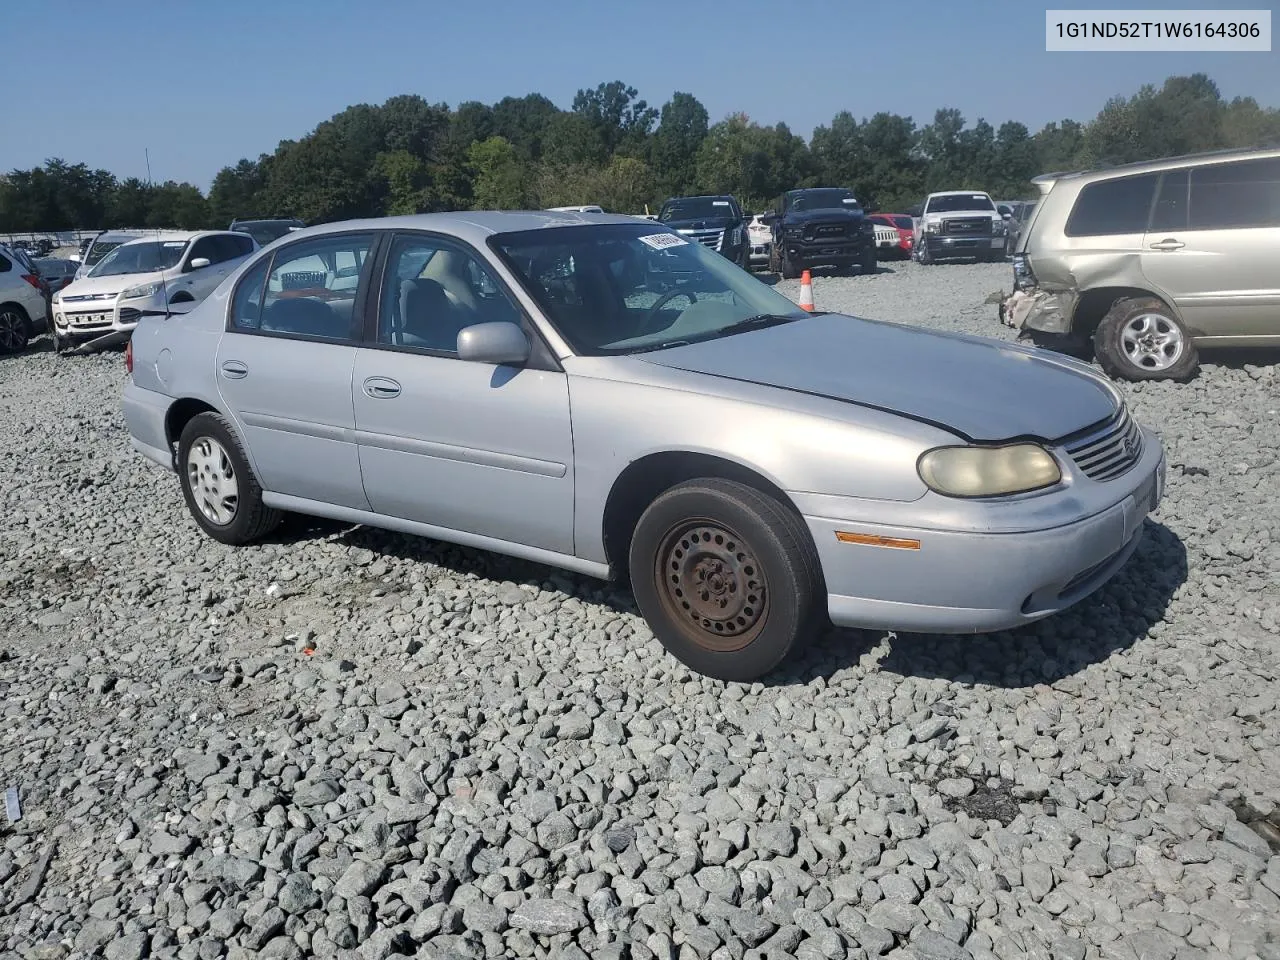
[21,274,41,290]
[125,339,134,375]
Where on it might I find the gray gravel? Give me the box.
[2,259,1279,960]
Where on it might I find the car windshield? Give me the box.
[235,222,298,245]
[659,198,736,221]
[492,223,811,357]
[786,189,860,212]
[90,240,188,277]
[85,239,137,266]
[888,215,913,229]
[928,194,996,213]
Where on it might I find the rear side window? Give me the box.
[1064,173,1159,237]
[1189,157,1280,230]
[0,255,10,273]
[230,257,269,330]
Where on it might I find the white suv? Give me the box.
[0,243,50,354]
[74,229,150,280]
[51,230,258,351]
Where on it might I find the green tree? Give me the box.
[649,92,709,197]
[468,136,529,209]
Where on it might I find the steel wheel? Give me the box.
[1119,312,1185,372]
[186,436,239,526]
[0,308,28,353]
[654,519,770,653]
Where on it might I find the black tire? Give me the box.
[916,242,933,265]
[0,304,31,355]
[781,251,800,280]
[628,478,825,683]
[767,244,781,275]
[1092,296,1199,382]
[177,412,282,545]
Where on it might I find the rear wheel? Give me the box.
[628,479,824,682]
[1093,296,1199,381]
[781,250,800,280]
[0,305,30,354]
[177,412,282,545]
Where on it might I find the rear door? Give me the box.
[1141,156,1280,340]
[214,231,379,510]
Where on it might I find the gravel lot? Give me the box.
[2,260,1279,960]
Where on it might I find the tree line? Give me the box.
[2,73,1277,234]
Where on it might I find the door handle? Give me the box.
[220,360,248,379]
[1149,238,1185,251]
[363,377,401,399]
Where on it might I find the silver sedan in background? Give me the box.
[123,212,1165,682]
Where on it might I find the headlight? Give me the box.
[51,292,60,305]
[992,219,1008,235]
[924,221,941,234]
[1012,254,1037,291]
[917,443,1062,497]
[121,282,163,300]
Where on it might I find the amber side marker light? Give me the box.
[835,531,921,550]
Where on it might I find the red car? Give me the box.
[868,213,914,259]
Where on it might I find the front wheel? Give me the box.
[1093,296,1199,381]
[781,251,800,280]
[177,412,282,545]
[628,479,825,682]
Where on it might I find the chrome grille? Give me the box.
[676,227,724,251]
[874,225,900,246]
[1063,406,1143,481]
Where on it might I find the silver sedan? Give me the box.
[122,212,1166,682]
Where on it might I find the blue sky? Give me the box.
[3,0,1276,190]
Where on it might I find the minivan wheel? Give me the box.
[628,478,824,683]
[177,412,282,545]
[1093,297,1199,381]
[0,306,30,354]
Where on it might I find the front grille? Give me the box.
[874,225,899,245]
[942,217,991,236]
[282,271,326,290]
[804,222,849,241]
[62,292,117,303]
[1063,406,1143,481]
[676,228,725,251]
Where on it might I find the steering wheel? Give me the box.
[639,287,697,334]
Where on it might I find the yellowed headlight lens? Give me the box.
[918,443,1062,497]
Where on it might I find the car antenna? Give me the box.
[145,147,172,320]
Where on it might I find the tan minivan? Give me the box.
[1000,147,1280,380]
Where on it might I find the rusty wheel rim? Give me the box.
[655,519,769,653]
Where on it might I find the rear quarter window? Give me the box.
[1189,157,1280,230]
[1064,172,1159,237]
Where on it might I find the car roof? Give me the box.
[115,229,245,246]
[274,211,662,246]
[1032,145,1280,187]
[928,190,992,197]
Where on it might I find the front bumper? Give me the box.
[923,234,1005,259]
[800,435,1165,634]
[54,293,166,340]
[1000,286,1077,334]
[748,240,772,263]
[783,237,875,267]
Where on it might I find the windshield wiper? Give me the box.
[720,312,816,333]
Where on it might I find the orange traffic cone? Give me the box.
[798,270,815,311]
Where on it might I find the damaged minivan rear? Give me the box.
[1000,146,1280,381]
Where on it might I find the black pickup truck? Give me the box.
[655,195,750,267]
[764,187,877,278]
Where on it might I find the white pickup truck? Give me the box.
[912,190,1007,264]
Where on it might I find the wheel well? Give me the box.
[169,291,195,303]
[602,452,803,579]
[1072,287,1172,338]
[165,398,217,451]
[0,302,31,325]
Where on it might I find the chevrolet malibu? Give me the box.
[122,213,1166,682]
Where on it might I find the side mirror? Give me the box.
[457,321,530,365]
[189,257,211,270]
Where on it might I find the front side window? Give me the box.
[1149,169,1189,233]
[1189,157,1280,231]
[91,240,189,277]
[250,233,374,340]
[492,224,809,356]
[378,234,521,352]
[1065,173,1159,237]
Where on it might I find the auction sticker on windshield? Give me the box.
[640,233,689,250]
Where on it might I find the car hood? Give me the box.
[60,269,165,300]
[638,313,1118,442]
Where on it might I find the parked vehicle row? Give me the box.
[121,210,1164,682]
[0,242,50,353]
[1001,145,1280,381]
